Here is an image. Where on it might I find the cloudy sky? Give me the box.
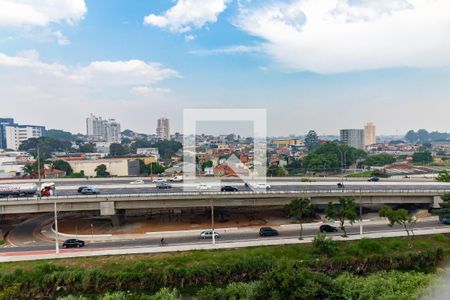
[1,0,450,136]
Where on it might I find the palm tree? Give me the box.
[22,164,35,178]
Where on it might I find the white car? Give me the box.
[169,175,183,182]
[254,183,271,190]
[129,180,144,185]
[200,230,220,239]
[197,184,212,191]
[152,178,167,183]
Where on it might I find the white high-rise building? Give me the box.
[340,129,365,150]
[364,122,376,146]
[156,118,170,140]
[4,125,45,150]
[86,114,121,143]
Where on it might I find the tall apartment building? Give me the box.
[156,118,170,140]
[86,114,121,143]
[340,129,365,150]
[364,122,376,146]
[0,118,45,150]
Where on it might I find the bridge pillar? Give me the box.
[100,202,125,227]
[433,196,443,208]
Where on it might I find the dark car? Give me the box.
[80,187,100,195]
[368,177,380,182]
[62,239,85,248]
[259,227,279,237]
[77,186,88,193]
[221,186,238,192]
[337,183,345,188]
[319,224,338,233]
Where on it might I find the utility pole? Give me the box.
[37,145,42,199]
[211,199,215,245]
[359,188,363,236]
[54,201,60,254]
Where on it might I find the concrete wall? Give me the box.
[69,159,140,177]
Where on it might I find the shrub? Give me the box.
[313,234,337,257]
[433,233,449,243]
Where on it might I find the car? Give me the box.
[62,239,85,248]
[221,186,238,192]
[254,183,271,190]
[259,227,279,236]
[197,184,212,191]
[80,187,100,195]
[368,177,380,182]
[130,180,144,185]
[152,178,167,183]
[156,182,172,189]
[337,183,345,188]
[200,230,220,239]
[169,175,183,182]
[77,186,88,193]
[319,224,338,233]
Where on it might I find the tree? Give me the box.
[95,164,109,177]
[201,160,213,170]
[109,143,129,156]
[436,170,450,182]
[139,160,165,175]
[22,164,35,177]
[325,197,358,237]
[285,198,315,239]
[363,153,396,166]
[78,143,96,153]
[412,151,433,164]
[267,165,286,177]
[51,160,73,175]
[44,129,75,141]
[19,136,73,158]
[379,206,416,244]
[431,193,450,223]
[304,130,320,152]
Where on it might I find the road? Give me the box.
[1,219,445,254]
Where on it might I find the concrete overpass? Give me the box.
[0,189,448,218]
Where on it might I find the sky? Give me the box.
[1,0,450,136]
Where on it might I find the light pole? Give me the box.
[338,148,348,185]
[37,145,42,199]
[359,188,363,236]
[211,199,215,245]
[54,201,60,254]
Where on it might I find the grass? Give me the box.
[0,234,448,274]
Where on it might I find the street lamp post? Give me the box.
[37,145,42,199]
[54,201,60,254]
[211,199,215,245]
[359,188,363,236]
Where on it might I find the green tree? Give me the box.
[19,136,73,158]
[95,164,109,177]
[139,160,165,175]
[364,153,396,166]
[431,193,450,222]
[201,160,213,170]
[51,160,73,175]
[267,165,286,177]
[325,197,358,237]
[22,164,35,177]
[285,198,315,239]
[436,170,450,182]
[109,143,129,156]
[379,206,416,244]
[304,130,320,152]
[78,143,96,153]
[412,151,432,164]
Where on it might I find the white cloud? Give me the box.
[184,34,195,41]
[189,45,261,55]
[144,0,229,33]
[53,30,70,45]
[0,0,87,26]
[0,50,181,133]
[235,0,450,73]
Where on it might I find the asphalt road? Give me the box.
[52,183,450,196]
[1,219,445,254]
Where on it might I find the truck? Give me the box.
[0,183,56,198]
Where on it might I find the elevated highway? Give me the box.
[0,188,448,216]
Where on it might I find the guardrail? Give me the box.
[1,188,450,202]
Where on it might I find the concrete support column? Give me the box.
[100,202,125,227]
[433,196,443,209]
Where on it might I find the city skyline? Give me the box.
[1,1,450,135]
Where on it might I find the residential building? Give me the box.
[68,158,140,177]
[340,129,365,149]
[86,114,121,143]
[156,118,170,140]
[272,139,303,148]
[136,147,159,159]
[364,122,376,146]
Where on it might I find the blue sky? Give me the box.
[1,0,450,136]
